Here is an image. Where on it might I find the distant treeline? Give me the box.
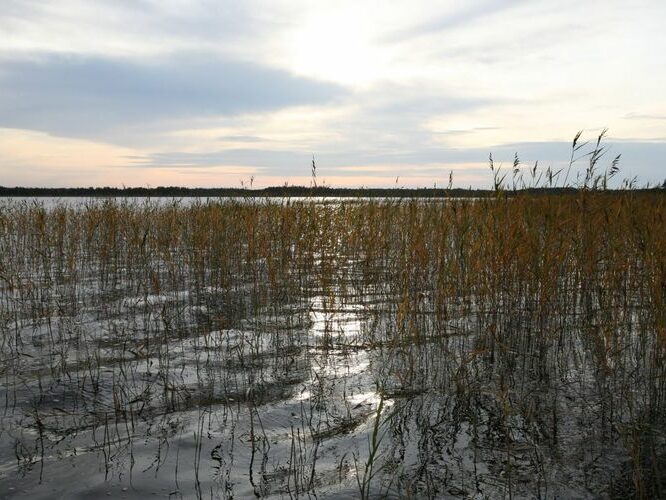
[0,185,664,198]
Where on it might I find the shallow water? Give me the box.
[1,198,664,498]
[0,277,385,498]
[0,277,651,499]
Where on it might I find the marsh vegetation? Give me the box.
[1,182,665,499]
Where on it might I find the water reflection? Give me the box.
[0,199,663,499]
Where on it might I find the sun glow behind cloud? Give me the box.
[282,5,389,87]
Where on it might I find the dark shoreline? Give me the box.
[1,185,664,198]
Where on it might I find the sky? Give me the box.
[1,0,665,189]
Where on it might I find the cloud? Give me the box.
[0,0,263,57]
[2,2,665,188]
[624,113,666,121]
[133,149,305,171]
[434,127,501,137]
[4,125,665,187]
[0,52,345,139]
[383,0,529,43]
[298,82,499,156]
[218,135,268,143]
[364,86,491,117]
[129,138,666,186]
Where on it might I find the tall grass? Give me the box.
[1,160,665,496]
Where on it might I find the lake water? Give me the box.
[0,196,660,498]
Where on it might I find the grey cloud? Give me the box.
[0,53,345,138]
[624,113,666,121]
[427,21,583,66]
[450,140,666,185]
[322,84,498,154]
[218,135,268,143]
[132,140,666,186]
[434,126,501,136]
[0,0,259,47]
[136,149,305,170]
[383,0,529,43]
[368,93,490,117]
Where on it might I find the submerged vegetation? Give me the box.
[1,136,666,498]
[1,191,665,498]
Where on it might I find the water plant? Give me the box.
[0,134,664,497]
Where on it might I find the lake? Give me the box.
[0,195,664,498]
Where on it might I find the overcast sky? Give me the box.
[1,0,665,188]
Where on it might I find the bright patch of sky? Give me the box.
[1,0,665,188]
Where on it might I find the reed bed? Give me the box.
[0,190,665,498]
